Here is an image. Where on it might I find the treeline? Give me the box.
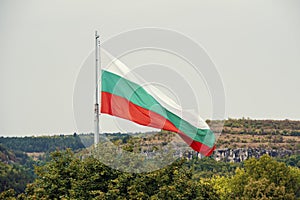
[0,133,88,153]
[0,133,145,153]
[1,149,299,199]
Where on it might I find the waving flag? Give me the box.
[100,55,216,156]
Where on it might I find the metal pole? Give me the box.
[94,31,100,147]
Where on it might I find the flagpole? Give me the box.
[94,31,100,147]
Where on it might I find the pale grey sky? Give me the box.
[1,0,300,136]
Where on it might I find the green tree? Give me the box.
[0,189,16,200]
[23,149,119,199]
[25,149,80,199]
[226,155,300,199]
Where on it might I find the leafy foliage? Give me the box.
[3,149,221,199]
[0,162,35,195]
[186,156,240,178]
[276,155,300,168]
[212,154,300,200]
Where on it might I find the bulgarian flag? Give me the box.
[100,55,216,156]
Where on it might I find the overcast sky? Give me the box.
[1,0,300,136]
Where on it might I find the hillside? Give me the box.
[0,118,299,156]
[0,145,35,194]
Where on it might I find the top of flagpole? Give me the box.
[95,30,99,39]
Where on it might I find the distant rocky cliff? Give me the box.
[177,148,298,163]
[143,146,298,163]
[213,148,297,162]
